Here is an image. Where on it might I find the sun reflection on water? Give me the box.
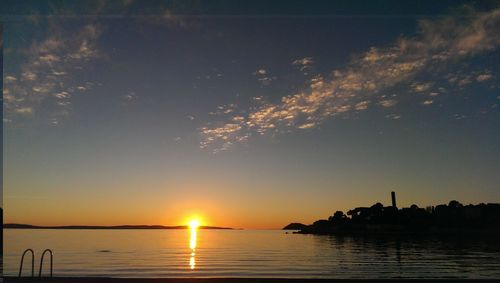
[188,220,199,270]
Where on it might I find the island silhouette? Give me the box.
[283,223,309,230]
[284,192,500,235]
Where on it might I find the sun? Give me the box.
[189,219,201,229]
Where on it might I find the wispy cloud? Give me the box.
[477,73,493,82]
[253,68,276,86]
[200,8,500,152]
[122,91,138,102]
[4,23,102,125]
[379,99,398,108]
[411,82,433,92]
[386,114,401,120]
[292,57,314,74]
[354,100,369,111]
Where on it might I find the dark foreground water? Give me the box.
[4,229,500,278]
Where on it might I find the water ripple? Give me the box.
[4,229,500,278]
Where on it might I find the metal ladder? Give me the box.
[18,248,53,277]
[18,249,34,277]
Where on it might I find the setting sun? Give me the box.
[189,219,201,229]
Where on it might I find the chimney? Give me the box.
[391,191,397,207]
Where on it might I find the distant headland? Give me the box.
[3,224,233,230]
[284,192,500,236]
[283,223,308,230]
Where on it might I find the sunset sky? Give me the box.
[2,1,500,229]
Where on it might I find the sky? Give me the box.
[2,0,500,229]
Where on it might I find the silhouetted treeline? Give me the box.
[297,200,500,235]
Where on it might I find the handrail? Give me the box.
[18,248,35,277]
[39,249,53,277]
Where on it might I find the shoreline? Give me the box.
[295,229,500,237]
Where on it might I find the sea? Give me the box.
[3,229,500,278]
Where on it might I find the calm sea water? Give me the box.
[4,229,500,278]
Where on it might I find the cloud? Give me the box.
[123,93,136,101]
[385,114,401,120]
[208,104,238,116]
[354,100,370,111]
[257,77,276,85]
[121,92,138,106]
[22,71,37,81]
[4,23,102,126]
[411,82,433,92]
[297,122,316,129]
[253,68,276,86]
[379,99,398,108]
[200,8,500,152]
[477,73,493,82]
[292,57,314,74]
[5,75,17,83]
[458,77,472,87]
[15,107,34,115]
[255,69,267,75]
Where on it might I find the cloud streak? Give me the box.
[200,9,500,152]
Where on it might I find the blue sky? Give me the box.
[2,0,499,228]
